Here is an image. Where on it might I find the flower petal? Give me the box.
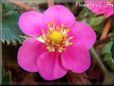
[104,6,114,17]
[61,45,91,73]
[17,38,47,72]
[43,5,75,28]
[85,0,107,15]
[71,22,96,49]
[18,11,44,37]
[37,51,67,80]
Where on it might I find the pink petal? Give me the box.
[18,11,44,37]
[61,45,91,73]
[17,38,47,72]
[43,5,75,28]
[37,51,67,80]
[71,22,96,49]
[104,6,114,17]
[85,0,107,15]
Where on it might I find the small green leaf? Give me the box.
[78,8,93,21]
[102,41,113,54]
[112,41,114,60]
[87,16,105,35]
[101,41,114,71]
[88,16,105,26]
[2,71,12,85]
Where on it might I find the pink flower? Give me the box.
[17,5,96,80]
[85,0,114,17]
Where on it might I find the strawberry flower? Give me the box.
[85,0,114,17]
[17,5,96,80]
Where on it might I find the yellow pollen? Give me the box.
[49,31,63,43]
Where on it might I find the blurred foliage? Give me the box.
[1,2,24,45]
[2,72,12,85]
[101,41,114,72]
[2,66,12,85]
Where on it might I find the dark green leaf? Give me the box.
[101,41,114,71]
[2,71,12,85]
[1,2,24,45]
[88,16,105,26]
[112,41,114,60]
[77,8,93,21]
[87,16,105,35]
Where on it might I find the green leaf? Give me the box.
[101,41,114,71]
[102,41,113,54]
[2,71,12,85]
[78,8,93,21]
[87,16,105,35]
[1,2,24,45]
[88,16,105,26]
[112,41,114,60]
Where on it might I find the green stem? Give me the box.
[90,48,109,74]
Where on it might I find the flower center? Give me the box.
[37,21,73,53]
[49,31,63,44]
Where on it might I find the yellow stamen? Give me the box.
[49,31,63,43]
[38,21,74,53]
